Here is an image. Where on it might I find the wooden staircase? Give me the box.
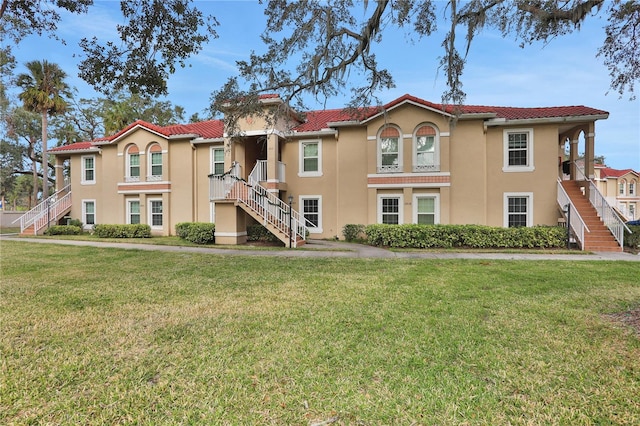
[561,181,622,252]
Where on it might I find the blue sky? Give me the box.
[11,0,640,170]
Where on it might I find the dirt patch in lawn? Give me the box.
[605,307,640,337]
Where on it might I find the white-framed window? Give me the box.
[377,194,403,224]
[619,179,627,196]
[413,124,439,172]
[81,155,96,184]
[126,145,140,182]
[299,140,322,177]
[127,199,141,225]
[82,200,96,228]
[629,203,636,220]
[504,192,533,227]
[148,144,163,181]
[377,126,402,173]
[148,198,163,229]
[300,196,322,233]
[630,180,636,196]
[211,147,225,175]
[503,129,534,172]
[413,194,440,225]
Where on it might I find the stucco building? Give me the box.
[24,94,625,251]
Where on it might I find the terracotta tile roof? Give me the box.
[50,94,610,151]
[599,167,639,178]
[50,141,97,152]
[51,120,225,153]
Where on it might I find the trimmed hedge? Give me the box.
[93,224,152,238]
[247,224,280,243]
[44,225,82,236]
[365,224,567,249]
[175,222,216,244]
[625,225,640,249]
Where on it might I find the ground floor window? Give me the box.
[300,196,322,232]
[414,195,439,225]
[127,199,140,224]
[378,195,402,225]
[504,192,533,227]
[82,200,95,228]
[149,199,163,229]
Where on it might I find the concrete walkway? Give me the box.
[2,235,639,261]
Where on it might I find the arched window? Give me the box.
[413,124,439,172]
[629,179,637,196]
[148,144,163,180]
[126,145,140,182]
[619,179,627,196]
[377,126,401,173]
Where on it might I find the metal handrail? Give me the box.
[210,164,306,246]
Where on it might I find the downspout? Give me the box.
[191,141,197,222]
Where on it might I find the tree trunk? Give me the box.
[41,110,48,199]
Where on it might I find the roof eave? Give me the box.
[51,147,101,156]
[288,129,338,138]
[361,100,454,124]
[485,113,609,127]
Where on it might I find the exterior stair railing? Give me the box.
[15,182,72,234]
[557,179,589,250]
[210,163,306,247]
[574,162,629,246]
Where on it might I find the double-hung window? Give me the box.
[378,195,403,224]
[503,129,534,172]
[630,180,636,196]
[300,196,322,233]
[378,127,401,173]
[149,144,162,180]
[414,195,439,225]
[504,193,533,227]
[82,200,95,228]
[414,125,439,172]
[149,199,163,229]
[211,147,225,175]
[126,146,140,182]
[81,155,95,184]
[619,180,626,195]
[299,140,322,176]
[127,200,141,224]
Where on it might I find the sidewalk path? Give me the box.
[3,236,639,261]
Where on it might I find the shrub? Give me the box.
[175,222,191,239]
[44,225,82,236]
[364,224,566,249]
[247,224,279,243]
[175,222,216,244]
[342,224,365,241]
[93,224,151,238]
[625,225,640,248]
[67,218,83,228]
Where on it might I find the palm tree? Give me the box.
[16,60,70,199]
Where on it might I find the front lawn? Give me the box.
[1,241,638,424]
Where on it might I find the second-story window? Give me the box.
[503,129,534,172]
[619,180,626,196]
[149,144,162,180]
[126,145,140,182]
[378,126,401,173]
[414,124,439,172]
[211,147,225,175]
[630,180,637,196]
[81,155,95,184]
[299,140,322,177]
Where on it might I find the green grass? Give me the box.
[0,226,20,234]
[1,240,639,425]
